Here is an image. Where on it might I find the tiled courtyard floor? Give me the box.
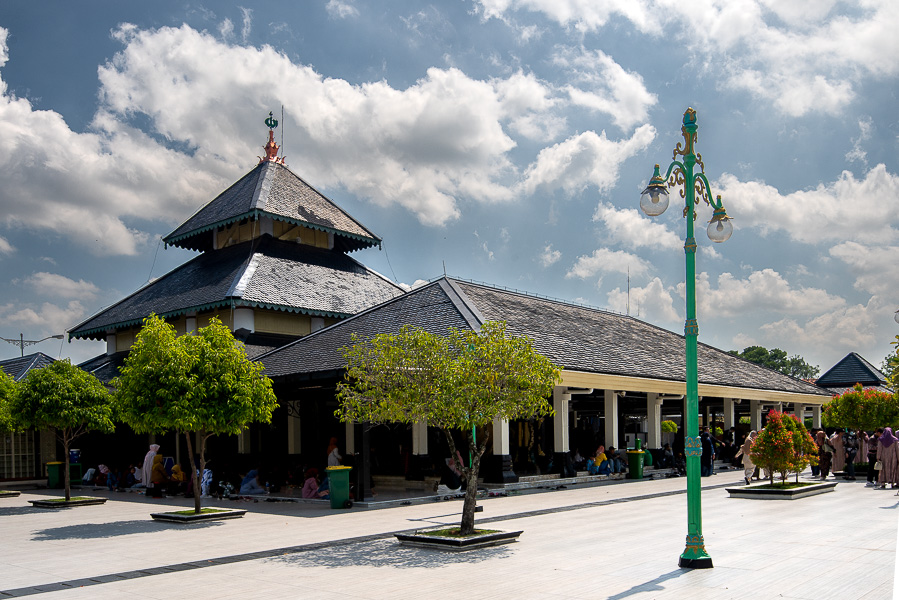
[0,471,895,599]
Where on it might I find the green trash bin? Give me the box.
[325,466,353,509]
[47,462,64,488]
[627,441,644,480]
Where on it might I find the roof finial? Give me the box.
[259,111,286,164]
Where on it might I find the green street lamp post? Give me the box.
[640,107,732,569]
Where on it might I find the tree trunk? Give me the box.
[62,434,71,502]
[443,427,491,536]
[184,431,201,514]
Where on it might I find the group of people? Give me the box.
[584,444,627,476]
[816,427,899,490]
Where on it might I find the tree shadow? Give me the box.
[267,538,512,570]
[606,569,688,600]
[31,519,223,540]
[878,499,899,509]
[0,505,51,517]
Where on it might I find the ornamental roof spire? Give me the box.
[259,111,286,164]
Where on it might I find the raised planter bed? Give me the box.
[395,527,522,551]
[726,481,837,500]
[29,496,107,508]
[0,490,21,498]
[150,508,247,523]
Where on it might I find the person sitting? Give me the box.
[659,443,675,469]
[302,468,325,499]
[588,445,613,475]
[606,447,626,473]
[169,463,188,495]
[148,455,169,497]
[239,469,268,495]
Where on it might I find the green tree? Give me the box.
[882,335,899,388]
[10,360,115,501]
[337,321,560,535]
[728,346,819,380]
[114,315,278,513]
[822,384,899,431]
[661,420,678,433]
[0,370,16,433]
[750,410,817,484]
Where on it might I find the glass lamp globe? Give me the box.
[894,309,899,325]
[707,206,733,243]
[640,186,669,217]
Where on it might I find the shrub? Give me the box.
[750,410,818,484]
[661,420,678,433]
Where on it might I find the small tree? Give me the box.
[661,420,678,433]
[750,410,817,484]
[823,384,899,431]
[115,315,278,513]
[337,321,560,535]
[0,370,16,433]
[10,360,115,501]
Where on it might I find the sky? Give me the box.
[0,1,897,377]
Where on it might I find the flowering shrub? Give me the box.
[750,411,818,484]
[661,420,678,433]
[823,384,899,431]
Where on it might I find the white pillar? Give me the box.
[493,418,510,456]
[345,420,355,455]
[793,403,805,423]
[750,400,763,432]
[185,316,197,333]
[811,405,822,429]
[106,333,116,355]
[723,398,736,431]
[552,387,570,453]
[646,393,662,449]
[412,420,428,455]
[237,429,251,454]
[287,415,301,455]
[604,390,619,448]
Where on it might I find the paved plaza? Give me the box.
[0,472,896,599]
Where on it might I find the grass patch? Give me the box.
[170,508,231,516]
[754,482,815,490]
[44,496,94,503]
[419,528,501,538]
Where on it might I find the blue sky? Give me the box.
[0,1,897,375]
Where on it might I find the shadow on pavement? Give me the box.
[606,569,688,600]
[0,506,54,517]
[31,518,224,540]
[267,538,512,569]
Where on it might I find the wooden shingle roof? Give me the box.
[0,352,56,382]
[163,161,381,253]
[258,277,831,399]
[816,352,892,395]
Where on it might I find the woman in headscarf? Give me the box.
[735,430,757,485]
[327,437,342,467]
[876,427,899,489]
[239,468,267,495]
[149,454,168,497]
[141,444,160,489]
[815,431,833,481]
[829,429,846,474]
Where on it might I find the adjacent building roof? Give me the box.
[69,237,405,340]
[163,161,381,253]
[815,352,892,396]
[258,278,831,400]
[0,352,56,382]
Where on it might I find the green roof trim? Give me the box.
[68,300,354,341]
[162,210,381,249]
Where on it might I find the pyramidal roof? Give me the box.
[0,352,56,382]
[163,160,381,253]
[816,352,889,392]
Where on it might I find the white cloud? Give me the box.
[481,242,495,261]
[567,248,650,279]
[552,47,657,131]
[593,202,681,251]
[607,276,678,321]
[684,269,846,319]
[493,70,564,142]
[239,7,253,42]
[829,241,899,297]
[23,272,100,301]
[0,300,88,335]
[476,0,899,117]
[846,117,873,165]
[540,243,561,267]
[0,235,12,255]
[717,164,899,245]
[520,124,655,195]
[326,0,360,19]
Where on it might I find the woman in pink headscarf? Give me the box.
[876,428,899,489]
[141,444,161,489]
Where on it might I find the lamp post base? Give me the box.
[678,556,713,569]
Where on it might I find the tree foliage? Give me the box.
[822,384,899,431]
[882,335,899,388]
[114,315,278,512]
[661,420,678,433]
[0,370,16,433]
[10,360,115,501]
[750,410,817,484]
[337,321,560,535]
[728,346,819,380]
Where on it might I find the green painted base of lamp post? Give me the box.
[679,534,713,568]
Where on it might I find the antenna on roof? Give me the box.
[443,260,447,277]
[281,105,284,155]
[627,266,630,316]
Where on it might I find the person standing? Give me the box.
[141,444,160,489]
[865,429,882,487]
[816,431,833,480]
[843,430,858,481]
[877,427,899,489]
[830,429,846,475]
[734,430,757,485]
[700,428,715,477]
